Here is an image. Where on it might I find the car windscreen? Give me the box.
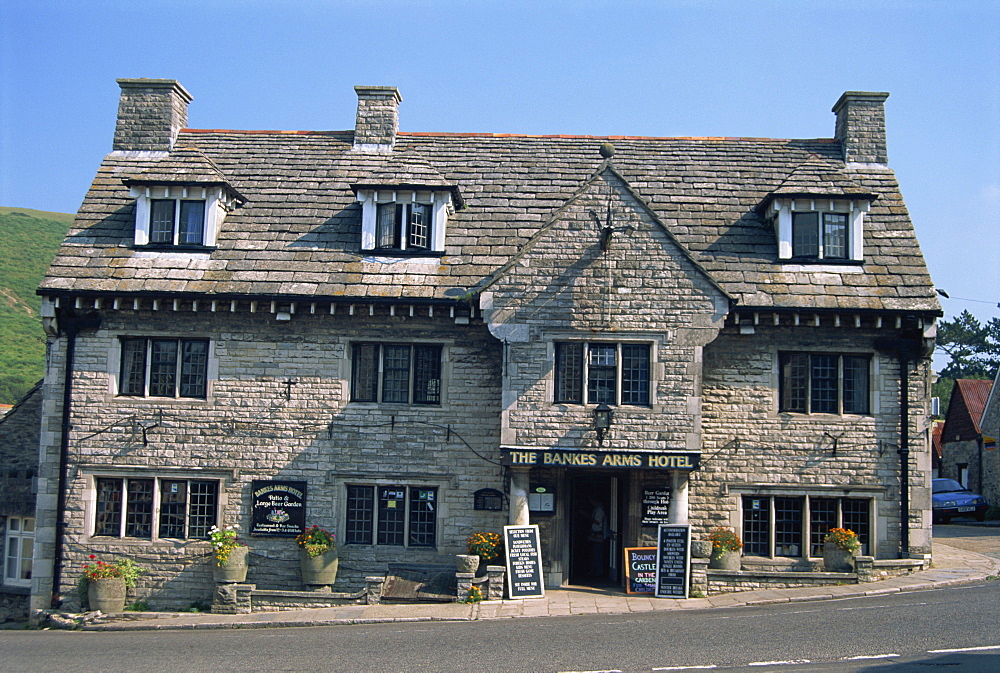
[933,479,964,493]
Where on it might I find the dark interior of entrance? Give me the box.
[569,475,624,586]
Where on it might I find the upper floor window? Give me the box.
[779,352,871,415]
[766,197,869,263]
[150,199,206,245]
[351,343,442,405]
[94,477,218,540]
[555,342,650,406]
[356,189,454,254]
[119,337,209,399]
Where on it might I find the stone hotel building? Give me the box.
[25,79,940,611]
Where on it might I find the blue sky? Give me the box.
[1,0,997,333]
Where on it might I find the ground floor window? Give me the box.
[4,517,34,586]
[344,484,437,547]
[741,495,871,557]
[94,477,218,540]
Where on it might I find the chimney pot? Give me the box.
[113,78,193,152]
[353,86,401,153]
[832,91,890,165]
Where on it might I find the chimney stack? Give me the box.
[113,78,193,152]
[832,91,890,165]
[353,86,401,153]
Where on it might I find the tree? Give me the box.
[932,310,1000,416]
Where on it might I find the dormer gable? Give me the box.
[122,147,245,249]
[758,160,877,263]
[350,154,464,255]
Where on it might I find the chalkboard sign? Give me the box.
[624,547,657,594]
[641,488,671,526]
[503,524,544,599]
[250,480,307,537]
[655,524,690,599]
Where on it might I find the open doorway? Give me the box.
[568,474,625,587]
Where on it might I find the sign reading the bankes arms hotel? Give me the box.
[501,449,700,470]
[251,480,307,536]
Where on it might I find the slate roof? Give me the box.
[39,126,941,314]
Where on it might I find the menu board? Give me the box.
[641,488,671,526]
[250,480,307,536]
[624,547,657,594]
[503,525,544,599]
[655,524,690,599]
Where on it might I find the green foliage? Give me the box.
[935,310,1000,380]
[0,208,72,404]
[124,599,151,612]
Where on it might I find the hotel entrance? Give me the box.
[568,473,627,586]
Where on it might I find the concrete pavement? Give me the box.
[67,537,1000,632]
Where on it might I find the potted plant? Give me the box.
[209,524,249,583]
[81,554,144,613]
[465,532,503,575]
[823,527,861,572]
[296,525,338,586]
[708,526,743,570]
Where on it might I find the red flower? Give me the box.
[90,554,97,559]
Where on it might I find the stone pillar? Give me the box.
[509,467,530,525]
[486,565,506,600]
[668,470,689,524]
[364,576,384,605]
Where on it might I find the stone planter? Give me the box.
[454,554,479,574]
[87,577,127,613]
[691,540,714,558]
[300,548,339,586]
[213,545,249,583]
[708,549,741,571]
[823,542,856,572]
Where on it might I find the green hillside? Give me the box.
[0,207,73,403]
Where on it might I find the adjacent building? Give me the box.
[941,376,997,505]
[30,79,940,612]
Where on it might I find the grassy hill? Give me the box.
[0,206,73,404]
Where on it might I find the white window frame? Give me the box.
[4,516,34,587]
[768,198,868,262]
[131,185,232,247]
[357,189,452,253]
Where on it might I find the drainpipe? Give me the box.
[51,312,101,608]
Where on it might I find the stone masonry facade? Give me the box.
[30,79,940,613]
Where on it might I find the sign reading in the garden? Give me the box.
[250,480,307,536]
[624,547,658,594]
[503,524,544,599]
[654,524,690,599]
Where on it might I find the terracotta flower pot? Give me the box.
[213,545,249,583]
[87,577,127,613]
[300,547,339,586]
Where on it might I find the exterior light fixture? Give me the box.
[594,403,613,445]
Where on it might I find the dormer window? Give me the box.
[357,189,454,254]
[151,198,206,246]
[766,198,870,263]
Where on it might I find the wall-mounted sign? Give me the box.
[641,488,671,526]
[500,448,700,471]
[504,524,544,599]
[474,488,504,511]
[655,524,690,599]
[624,547,657,594]
[250,480,307,537]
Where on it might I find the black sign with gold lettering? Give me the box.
[504,525,544,599]
[500,448,700,470]
[251,480,307,537]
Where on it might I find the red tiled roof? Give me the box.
[955,379,994,433]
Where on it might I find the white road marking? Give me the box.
[841,654,901,660]
[652,666,718,670]
[928,645,1000,653]
[747,661,810,667]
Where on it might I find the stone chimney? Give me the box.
[353,86,401,152]
[113,78,193,152]
[832,91,890,165]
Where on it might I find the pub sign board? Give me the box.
[654,524,690,599]
[250,480,307,537]
[501,448,700,471]
[503,524,544,599]
[624,547,657,594]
